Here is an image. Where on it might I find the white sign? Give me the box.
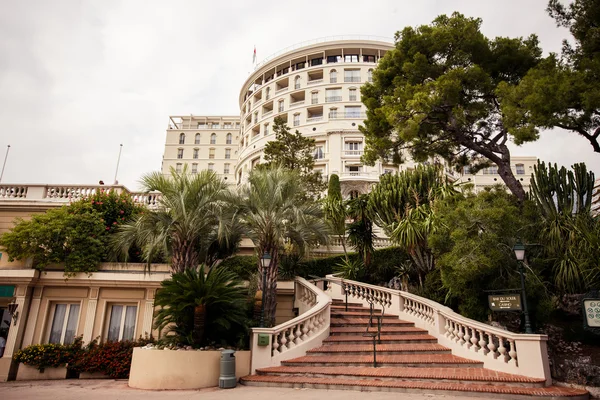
[584,300,600,328]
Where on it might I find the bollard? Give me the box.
[219,349,237,388]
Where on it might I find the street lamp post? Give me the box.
[513,240,533,334]
[259,251,271,328]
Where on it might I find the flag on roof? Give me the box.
[253,46,256,64]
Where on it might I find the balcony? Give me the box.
[329,112,366,119]
[325,96,342,102]
[307,79,323,86]
[263,110,273,118]
[344,150,364,156]
[307,116,324,123]
[344,77,361,83]
[275,87,288,95]
[290,100,305,107]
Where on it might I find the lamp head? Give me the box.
[513,240,526,261]
[261,252,272,268]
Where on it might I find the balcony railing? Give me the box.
[290,100,305,107]
[344,77,361,82]
[275,87,288,94]
[311,98,319,104]
[307,116,324,122]
[263,110,273,118]
[329,112,366,119]
[325,96,342,102]
[344,150,364,156]
[307,79,323,85]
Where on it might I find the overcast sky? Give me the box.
[0,0,597,190]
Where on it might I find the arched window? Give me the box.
[177,148,184,159]
[179,133,185,144]
[210,133,216,144]
[195,133,200,144]
[295,76,301,89]
[330,69,337,83]
[226,133,232,144]
[367,69,373,82]
[349,190,360,199]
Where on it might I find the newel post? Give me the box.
[433,310,446,336]
[513,336,552,386]
[250,329,273,374]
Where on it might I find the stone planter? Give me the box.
[128,348,251,390]
[16,364,68,380]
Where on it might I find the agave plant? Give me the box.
[153,266,248,347]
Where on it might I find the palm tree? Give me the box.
[154,266,248,346]
[236,166,329,326]
[111,167,241,273]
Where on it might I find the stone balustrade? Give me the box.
[250,277,331,373]
[0,184,162,208]
[325,276,552,385]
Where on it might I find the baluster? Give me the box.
[464,326,472,349]
[487,333,497,359]
[470,327,479,352]
[498,336,508,362]
[272,333,281,355]
[301,322,309,340]
[478,330,488,355]
[287,327,296,348]
[444,319,451,338]
[279,330,288,350]
[458,324,466,346]
[452,321,460,343]
[294,325,303,344]
[508,339,518,366]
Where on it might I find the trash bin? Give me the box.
[219,349,237,388]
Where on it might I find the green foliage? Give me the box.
[346,194,375,271]
[262,116,326,198]
[13,337,84,371]
[334,257,366,281]
[153,266,249,348]
[361,13,543,201]
[111,167,241,273]
[501,0,600,153]
[218,255,257,280]
[529,161,599,294]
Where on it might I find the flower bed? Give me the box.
[128,347,251,389]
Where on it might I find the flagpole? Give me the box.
[113,144,123,185]
[0,145,11,183]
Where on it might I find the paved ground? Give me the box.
[0,379,491,400]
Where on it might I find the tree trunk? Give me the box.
[193,304,206,345]
[497,159,526,203]
[171,237,201,273]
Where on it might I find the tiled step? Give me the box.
[331,305,378,312]
[240,375,589,399]
[323,334,437,344]
[331,317,414,326]
[307,343,451,355]
[330,326,428,335]
[281,354,483,368]
[331,300,364,307]
[254,365,546,388]
[330,311,398,319]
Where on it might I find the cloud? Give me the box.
[0,0,597,190]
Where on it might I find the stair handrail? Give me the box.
[250,276,331,373]
[324,275,552,386]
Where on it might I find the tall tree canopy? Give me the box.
[501,0,600,153]
[262,116,326,197]
[360,13,542,201]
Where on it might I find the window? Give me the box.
[211,123,219,129]
[344,69,361,82]
[225,148,231,159]
[265,87,270,100]
[346,166,361,176]
[363,55,376,63]
[295,62,305,70]
[179,133,185,144]
[314,146,324,159]
[177,148,184,159]
[209,148,215,159]
[326,88,342,102]
[329,69,337,83]
[345,141,363,155]
[176,163,182,173]
[384,168,395,175]
[264,123,269,136]
[210,133,217,144]
[294,76,301,89]
[349,88,357,101]
[226,133,232,144]
[345,106,362,118]
[236,122,240,128]
[208,163,214,171]
[311,91,319,104]
[107,305,137,342]
[516,164,525,175]
[344,54,359,62]
[463,166,471,175]
[48,303,80,345]
[311,57,323,66]
[195,133,201,144]
[197,122,207,129]
[349,190,360,199]
[293,114,300,127]
[327,55,342,63]
[367,69,373,82]
[253,112,258,124]
[483,165,498,174]
[224,123,233,129]
[192,164,198,174]
[224,163,230,174]
[193,148,199,159]
[278,100,284,112]
[329,107,338,118]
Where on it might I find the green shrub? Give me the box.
[13,338,83,372]
[218,255,257,280]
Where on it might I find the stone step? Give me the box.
[323,334,438,344]
[281,354,484,368]
[330,326,428,336]
[254,365,547,388]
[330,317,414,326]
[240,375,589,399]
[331,300,364,307]
[330,305,374,312]
[330,311,397,319]
[307,343,451,356]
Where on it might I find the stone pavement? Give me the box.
[0,379,492,400]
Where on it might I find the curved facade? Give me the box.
[235,39,395,197]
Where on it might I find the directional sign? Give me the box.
[488,294,522,311]
[583,299,600,328]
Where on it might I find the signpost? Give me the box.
[488,294,522,311]
[582,290,600,334]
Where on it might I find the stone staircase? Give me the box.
[241,300,589,399]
